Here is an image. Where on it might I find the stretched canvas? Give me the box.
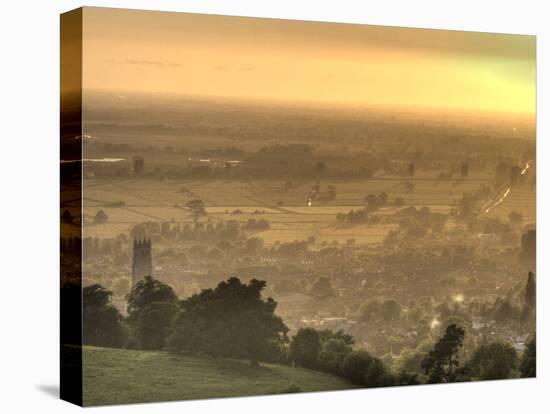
[60,7,536,406]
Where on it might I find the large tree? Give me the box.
[136,302,178,350]
[467,342,518,380]
[421,324,465,383]
[83,284,126,348]
[291,328,355,374]
[317,335,354,374]
[126,276,178,349]
[126,276,178,324]
[341,350,395,387]
[290,328,322,368]
[169,277,288,365]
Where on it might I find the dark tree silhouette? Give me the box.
[421,324,465,383]
[525,271,536,308]
[93,210,108,224]
[136,302,178,350]
[126,276,177,325]
[341,350,395,387]
[290,328,322,368]
[83,284,126,348]
[169,277,288,365]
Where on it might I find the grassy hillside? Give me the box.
[82,346,357,406]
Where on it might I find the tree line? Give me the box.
[68,276,535,388]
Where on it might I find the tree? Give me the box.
[358,299,382,323]
[460,163,469,178]
[381,299,402,322]
[186,199,206,221]
[133,156,145,175]
[364,194,379,211]
[341,350,376,384]
[318,337,353,374]
[341,350,394,387]
[309,276,335,299]
[365,358,396,387]
[468,342,518,380]
[169,278,288,365]
[421,324,465,383]
[377,192,389,206]
[519,336,536,378]
[93,210,109,224]
[492,298,521,324]
[398,348,426,374]
[83,284,126,348]
[246,237,264,254]
[525,271,536,309]
[327,185,337,200]
[136,302,178,350]
[315,161,326,175]
[520,229,536,261]
[290,328,322,368]
[126,276,177,325]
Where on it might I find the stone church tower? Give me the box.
[132,238,153,285]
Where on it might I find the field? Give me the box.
[82,346,356,406]
[80,174,535,245]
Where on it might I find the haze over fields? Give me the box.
[61,7,536,405]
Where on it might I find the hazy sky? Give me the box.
[82,7,536,115]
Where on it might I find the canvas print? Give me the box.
[60,7,536,406]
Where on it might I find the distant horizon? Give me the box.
[84,87,537,117]
[81,88,536,138]
[81,7,536,116]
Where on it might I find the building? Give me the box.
[132,238,152,285]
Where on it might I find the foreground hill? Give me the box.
[82,346,357,406]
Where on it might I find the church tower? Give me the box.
[132,238,153,285]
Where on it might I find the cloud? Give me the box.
[106,59,181,68]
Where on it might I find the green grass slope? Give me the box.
[82,346,357,406]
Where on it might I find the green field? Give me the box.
[82,346,357,406]
[79,175,535,244]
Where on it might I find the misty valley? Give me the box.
[61,92,536,404]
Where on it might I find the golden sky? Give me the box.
[81,7,536,115]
